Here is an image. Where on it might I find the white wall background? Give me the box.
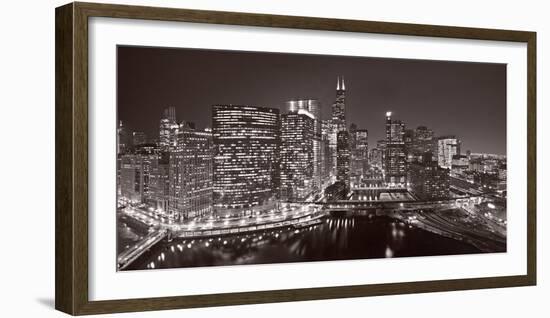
[0,0,547,317]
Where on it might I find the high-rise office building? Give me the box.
[285,99,323,191]
[148,151,170,214]
[337,130,351,190]
[321,120,333,185]
[329,76,347,175]
[212,105,280,215]
[413,126,435,155]
[438,136,461,169]
[159,106,179,151]
[403,129,415,162]
[408,156,450,200]
[280,108,315,201]
[369,147,384,169]
[327,121,338,177]
[332,76,346,132]
[116,120,130,197]
[117,120,130,155]
[384,111,407,185]
[119,154,155,204]
[349,123,369,177]
[168,123,213,221]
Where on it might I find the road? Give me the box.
[396,207,506,252]
[121,203,324,236]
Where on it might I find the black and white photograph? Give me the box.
[116,45,507,271]
[1,0,545,316]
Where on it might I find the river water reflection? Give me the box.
[126,216,482,270]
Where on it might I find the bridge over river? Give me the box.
[117,229,168,270]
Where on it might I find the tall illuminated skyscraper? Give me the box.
[159,106,178,151]
[349,123,369,177]
[285,99,322,190]
[337,130,351,190]
[329,76,347,175]
[119,153,155,204]
[168,123,213,221]
[212,105,280,215]
[280,108,315,201]
[384,111,407,185]
[332,76,346,132]
[117,120,130,155]
[321,120,333,184]
[148,151,170,214]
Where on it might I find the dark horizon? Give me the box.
[117,45,506,155]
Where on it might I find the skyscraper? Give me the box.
[148,151,170,214]
[413,126,435,155]
[159,106,179,151]
[168,123,213,221]
[403,129,415,162]
[116,120,130,197]
[369,147,384,169]
[437,136,461,169]
[384,111,407,185]
[285,99,323,190]
[212,105,280,216]
[349,123,369,177]
[117,120,130,155]
[280,108,315,201]
[337,130,351,190]
[120,153,155,204]
[321,120,333,185]
[329,76,347,175]
[332,76,346,132]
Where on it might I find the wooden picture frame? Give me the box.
[55,2,536,315]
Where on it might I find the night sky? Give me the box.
[117,46,506,155]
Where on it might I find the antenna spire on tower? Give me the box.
[342,76,346,91]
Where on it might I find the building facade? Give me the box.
[280,109,315,201]
[413,126,435,155]
[159,106,179,151]
[212,105,280,215]
[147,151,170,214]
[408,159,450,200]
[321,120,333,185]
[120,154,155,204]
[350,125,369,176]
[384,111,407,185]
[329,76,347,175]
[285,99,323,190]
[438,136,461,169]
[168,124,213,221]
[337,130,351,190]
[369,147,384,169]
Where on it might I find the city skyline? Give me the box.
[116,45,507,271]
[118,45,506,155]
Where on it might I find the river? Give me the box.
[124,215,483,270]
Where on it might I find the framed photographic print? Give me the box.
[55,2,536,315]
